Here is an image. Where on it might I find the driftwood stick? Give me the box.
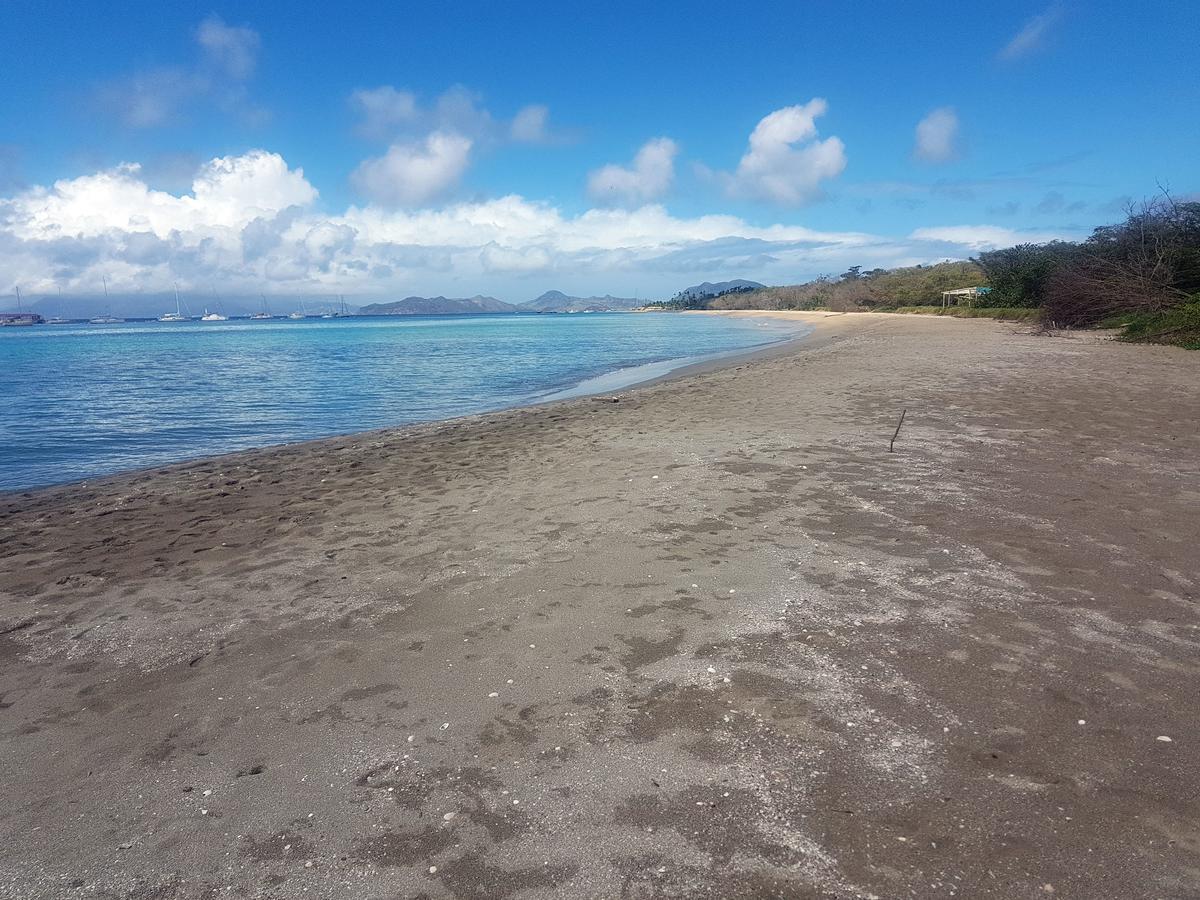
[889,409,907,453]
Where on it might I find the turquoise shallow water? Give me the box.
[0,313,807,492]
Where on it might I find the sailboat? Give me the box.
[158,283,188,322]
[319,294,352,318]
[89,276,125,324]
[1,286,45,326]
[45,287,72,324]
[288,297,307,319]
[251,294,273,320]
[201,287,228,321]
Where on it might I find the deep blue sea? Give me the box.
[0,313,806,492]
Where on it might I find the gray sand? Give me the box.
[1,312,1198,898]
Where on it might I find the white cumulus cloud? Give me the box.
[351,133,473,207]
[7,150,315,240]
[914,107,960,163]
[720,101,847,206]
[587,138,678,206]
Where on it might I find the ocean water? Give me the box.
[0,313,807,492]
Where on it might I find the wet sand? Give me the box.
[1,312,1198,899]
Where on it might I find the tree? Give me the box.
[974,242,1078,308]
[1042,195,1200,326]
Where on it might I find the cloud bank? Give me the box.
[0,150,1072,302]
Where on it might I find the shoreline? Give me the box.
[1,310,959,501]
[0,313,816,500]
[2,313,1198,898]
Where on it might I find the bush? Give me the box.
[1109,296,1200,347]
[886,306,1040,320]
[709,261,986,311]
[866,260,986,306]
[975,242,1077,307]
[1041,197,1200,327]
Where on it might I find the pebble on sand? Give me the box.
[1157,735,1173,742]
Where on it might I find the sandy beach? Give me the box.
[1,312,1198,899]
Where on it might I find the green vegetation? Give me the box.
[862,261,989,306]
[701,260,988,312]
[885,305,1040,320]
[972,242,1076,307]
[681,194,1200,347]
[1102,298,1200,349]
[976,195,1200,344]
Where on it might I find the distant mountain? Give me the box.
[358,295,518,315]
[673,280,766,302]
[520,290,643,312]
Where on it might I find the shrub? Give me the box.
[1111,296,1200,347]
[1041,197,1200,327]
[974,242,1077,307]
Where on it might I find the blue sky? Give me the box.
[1,0,1197,308]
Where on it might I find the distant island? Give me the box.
[9,282,761,319]
[7,281,760,321]
[357,295,517,315]
[355,283,762,317]
[670,280,766,304]
[520,290,643,313]
[357,290,647,315]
